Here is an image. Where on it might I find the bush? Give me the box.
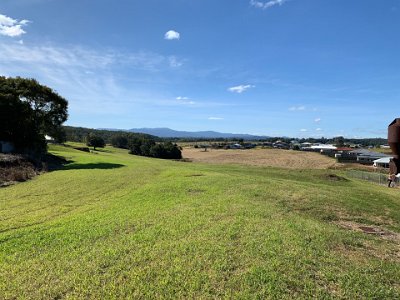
[111,135,128,149]
[127,137,182,159]
[86,135,105,150]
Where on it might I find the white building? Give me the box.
[373,157,393,168]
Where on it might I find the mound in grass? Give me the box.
[0,144,399,299]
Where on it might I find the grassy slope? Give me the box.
[0,145,399,299]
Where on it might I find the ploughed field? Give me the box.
[0,144,399,299]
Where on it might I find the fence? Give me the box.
[346,170,398,187]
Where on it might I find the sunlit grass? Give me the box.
[0,144,399,298]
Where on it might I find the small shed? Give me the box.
[373,157,393,168]
[230,143,242,149]
[45,135,55,143]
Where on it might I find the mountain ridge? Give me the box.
[99,127,269,139]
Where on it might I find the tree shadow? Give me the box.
[62,162,125,170]
[44,154,125,171]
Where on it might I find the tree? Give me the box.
[111,135,128,149]
[0,77,68,156]
[86,135,105,150]
[333,136,345,147]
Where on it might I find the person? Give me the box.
[388,173,395,187]
[388,158,397,188]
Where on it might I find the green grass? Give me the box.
[0,144,399,299]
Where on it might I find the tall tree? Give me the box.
[86,134,105,150]
[0,77,68,155]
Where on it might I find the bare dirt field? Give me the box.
[182,148,372,170]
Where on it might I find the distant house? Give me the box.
[0,141,15,153]
[335,148,390,165]
[300,142,312,149]
[373,157,393,168]
[230,143,242,149]
[351,149,389,164]
[273,141,290,149]
[302,144,336,154]
[45,135,55,143]
[262,142,273,147]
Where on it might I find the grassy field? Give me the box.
[0,144,399,299]
[183,148,344,169]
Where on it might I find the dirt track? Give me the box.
[182,148,342,169]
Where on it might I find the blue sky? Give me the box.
[1,0,399,138]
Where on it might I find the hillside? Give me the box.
[0,145,399,298]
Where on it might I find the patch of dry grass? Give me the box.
[0,154,37,186]
[183,148,341,169]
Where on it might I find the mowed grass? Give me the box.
[0,145,399,299]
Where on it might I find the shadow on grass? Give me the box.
[45,154,125,171]
[63,162,125,170]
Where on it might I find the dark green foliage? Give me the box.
[86,135,105,150]
[111,135,128,149]
[333,136,345,147]
[64,126,156,144]
[0,77,68,156]
[128,137,182,159]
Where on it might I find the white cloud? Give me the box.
[164,30,180,40]
[0,14,30,37]
[176,97,195,105]
[316,128,322,131]
[168,56,183,68]
[300,129,307,132]
[208,117,224,120]
[250,0,288,10]
[289,105,305,111]
[228,84,255,93]
[314,117,321,123]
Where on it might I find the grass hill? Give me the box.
[0,144,399,298]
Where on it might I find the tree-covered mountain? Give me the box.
[127,128,269,140]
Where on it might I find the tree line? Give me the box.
[66,127,182,159]
[169,136,388,147]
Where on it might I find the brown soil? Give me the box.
[336,220,400,242]
[182,148,346,169]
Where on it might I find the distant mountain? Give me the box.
[127,128,268,140]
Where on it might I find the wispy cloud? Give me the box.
[0,14,30,37]
[208,117,224,120]
[0,43,189,119]
[250,0,288,10]
[176,96,195,105]
[228,84,255,93]
[316,128,322,131]
[168,56,183,68]
[0,43,184,72]
[164,30,180,40]
[0,44,115,68]
[289,105,305,111]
